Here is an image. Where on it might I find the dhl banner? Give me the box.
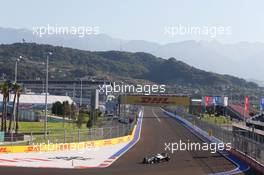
[120,95,190,106]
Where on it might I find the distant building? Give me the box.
[17,80,111,105]
[105,98,118,116]
[0,93,74,121]
[233,122,264,144]
[0,93,73,106]
[232,113,264,144]
[246,113,264,131]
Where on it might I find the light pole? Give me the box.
[80,79,83,106]
[14,56,22,83]
[44,52,52,138]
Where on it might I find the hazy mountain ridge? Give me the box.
[0,43,259,92]
[0,27,263,81]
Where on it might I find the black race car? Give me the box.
[142,153,170,164]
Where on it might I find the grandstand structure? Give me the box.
[225,103,258,121]
[247,113,264,130]
[17,80,111,105]
[231,112,264,144]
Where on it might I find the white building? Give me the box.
[0,93,74,121]
[0,93,73,105]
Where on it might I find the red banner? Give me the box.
[204,96,213,106]
[205,96,209,106]
[245,96,249,112]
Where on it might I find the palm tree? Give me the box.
[0,83,3,131]
[0,82,11,132]
[8,83,20,133]
[15,84,22,134]
[1,83,6,132]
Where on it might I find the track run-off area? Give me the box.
[0,107,257,175]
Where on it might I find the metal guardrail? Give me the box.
[165,108,264,165]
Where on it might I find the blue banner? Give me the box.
[213,96,223,106]
[260,98,264,111]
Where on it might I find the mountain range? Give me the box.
[0,43,259,92]
[0,27,263,85]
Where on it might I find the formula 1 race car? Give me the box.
[142,153,170,164]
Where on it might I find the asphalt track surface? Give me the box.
[0,107,256,175]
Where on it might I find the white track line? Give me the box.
[152,108,161,122]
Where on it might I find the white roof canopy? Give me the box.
[0,94,74,105]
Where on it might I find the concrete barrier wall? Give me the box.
[229,148,264,175]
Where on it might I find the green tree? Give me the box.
[63,101,71,117]
[76,112,89,129]
[62,101,70,128]
[51,101,63,115]
[86,116,93,129]
[70,102,77,121]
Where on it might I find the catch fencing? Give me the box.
[1,124,134,146]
